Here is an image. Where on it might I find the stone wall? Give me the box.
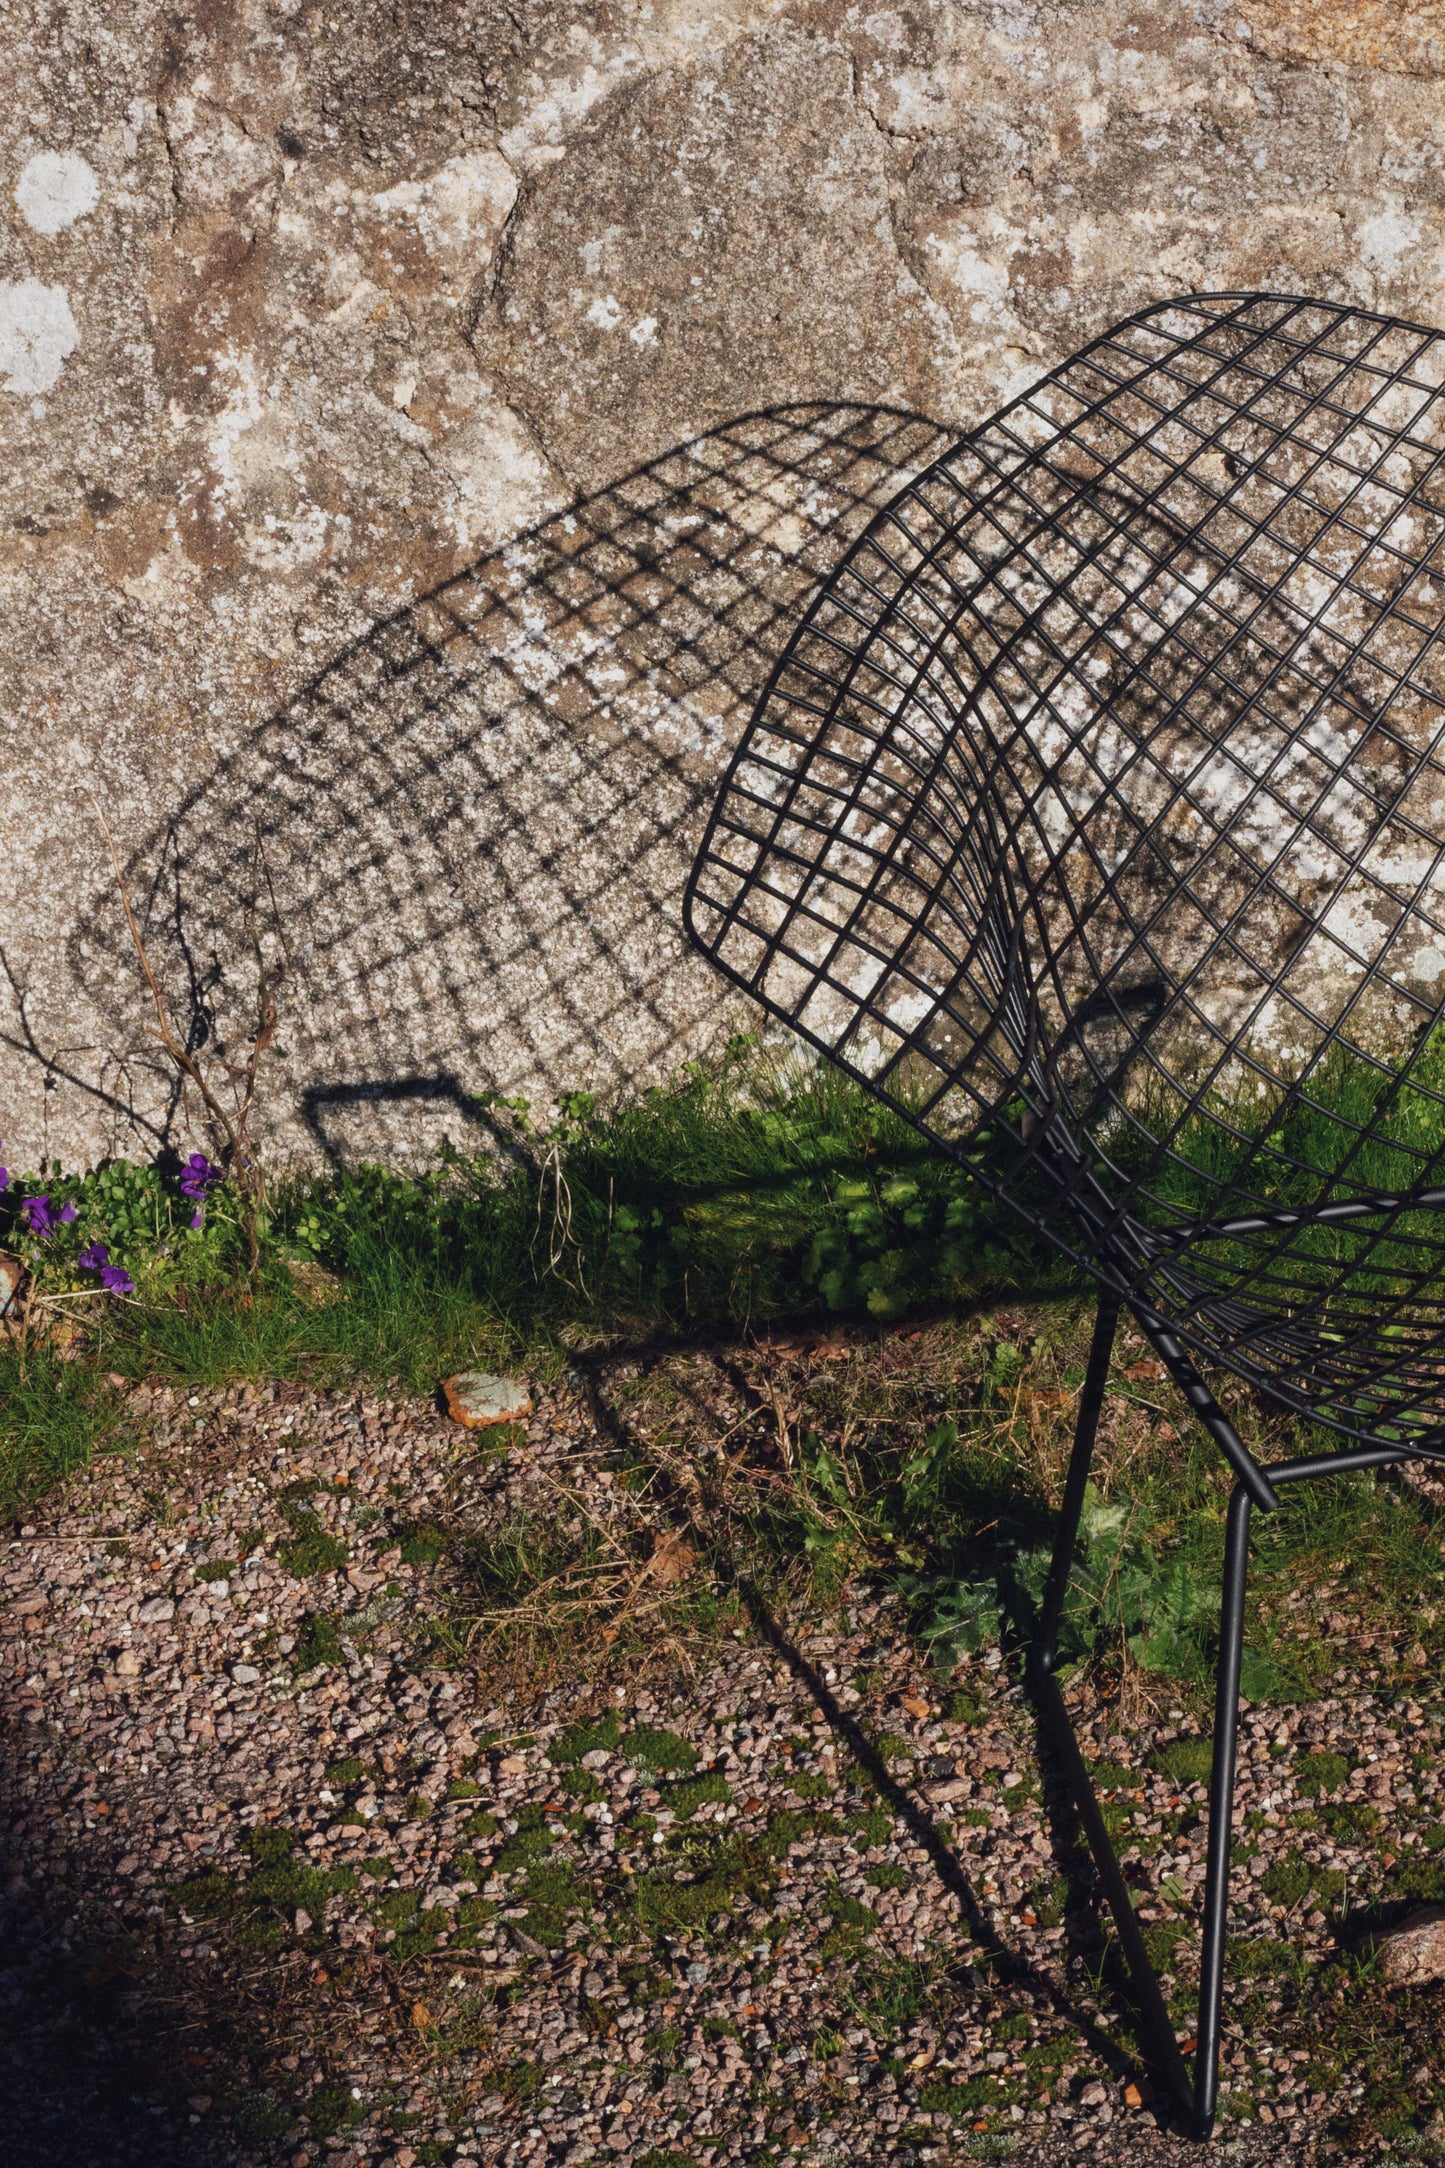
[5,0,1445,1166]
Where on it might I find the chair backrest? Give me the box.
[686,296,1445,1427]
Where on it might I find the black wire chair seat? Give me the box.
[683,292,1445,2136]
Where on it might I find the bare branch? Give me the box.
[82,791,243,1166]
[81,789,284,1283]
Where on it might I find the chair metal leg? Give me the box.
[1030,1318,1271,2140]
[1032,1291,1195,2125]
[1131,1306,1280,1514]
[1192,1479,1253,2140]
[1037,1289,1119,1673]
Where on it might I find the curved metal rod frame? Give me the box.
[680,293,1445,2141]
[1034,1282,1431,2141]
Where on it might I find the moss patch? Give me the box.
[625,1725,698,1774]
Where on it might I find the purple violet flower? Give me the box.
[179,1152,224,1228]
[23,1195,77,1238]
[78,1241,134,1294]
[178,1152,224,1201]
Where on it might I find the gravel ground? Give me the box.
[3,1334,1445,2168]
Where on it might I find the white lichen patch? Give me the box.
[204,349,267,499]
[0,278,78,394]
[14,150,99,233]
[1357,203,1426,283]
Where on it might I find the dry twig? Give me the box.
[84,794,284,1279]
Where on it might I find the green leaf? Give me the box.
[1078,1484,1128,1549]
[1128,1626,1193,1676]
[879,1177,919,1205]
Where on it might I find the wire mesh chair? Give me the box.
[684,293,1445,2138]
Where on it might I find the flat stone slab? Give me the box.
[439,1370,532,1429]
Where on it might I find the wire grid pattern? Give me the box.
[63,404,950,1161]
[686,295,1445,1453]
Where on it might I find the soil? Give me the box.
[3,1321,1443,2167]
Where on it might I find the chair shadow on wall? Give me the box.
[62,402,956,1166]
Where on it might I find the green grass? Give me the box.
[1150,1738,1214,1786]
[1260,1856,1347,1910]
[666,1770,732,1819]
[1296,1751,1353,1798]
[1126,1020,1445,1217]
[625,1725,698,1774]
[1117,1024,1445,1365]
[550,1712,623,1765]
[0,1349,134,1516]
[171,1827,355,1960]
[8,1014,1445,1516]
[9,1019,1444,1499]
[840,1953,954,2035]
[657,1274,1445,1712]
[276,1499,349,1579]
[7,1039,1445,1733]
[0,1040,1062,1515]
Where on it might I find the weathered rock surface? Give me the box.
[5,1,1445,1165]
[1378,1904,1445,1985]
[439,1369,533,1428]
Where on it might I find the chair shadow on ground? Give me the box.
[53,403,955,1166]
[753,1599,1181,2117]
[579,1354,1183,2135]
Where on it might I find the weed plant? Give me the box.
[651,1301,1445,1708]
